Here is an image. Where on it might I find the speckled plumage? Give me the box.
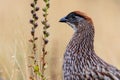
[59,11,120,80]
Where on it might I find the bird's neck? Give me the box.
[67,26,95,55]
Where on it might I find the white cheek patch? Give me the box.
[67,22,77,31]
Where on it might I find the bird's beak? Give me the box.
[59,17,67,23]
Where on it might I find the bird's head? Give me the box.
[59,11,93,31]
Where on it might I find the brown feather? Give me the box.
[73,11,93,25]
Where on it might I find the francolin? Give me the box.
[59,11,120,80]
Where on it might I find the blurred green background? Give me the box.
[0,0,120,80]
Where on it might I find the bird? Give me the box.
[59,11,120,80]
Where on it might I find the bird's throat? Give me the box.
[66,28,94,55]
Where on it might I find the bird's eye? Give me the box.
[72,16,76,19]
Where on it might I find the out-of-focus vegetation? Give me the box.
[0,0,120,80]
